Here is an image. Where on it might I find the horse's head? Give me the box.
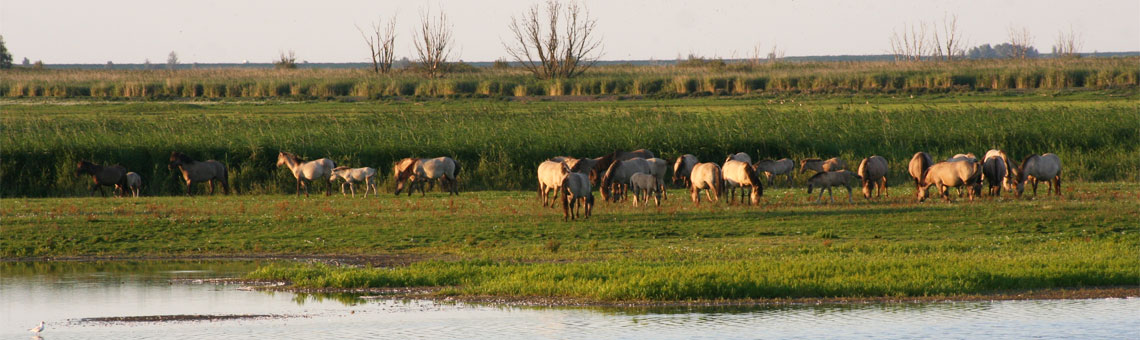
[76,161,95,176]
[1015,155,1037,197]
[599,161,621,202]
[276,152,289,167]
[168,152,189,169]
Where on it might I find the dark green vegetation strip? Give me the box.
[3,95,1137,196]
[2,58,1136,99]
[4,183,1137,301]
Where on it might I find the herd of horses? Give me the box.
[74,149,1063,220]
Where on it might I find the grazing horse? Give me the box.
[800,157,845,174]
[591,149,655,185]
[983,149,1017,194]
[945,153,983,197]
[537,160,569,207]
[908,152,934,191]
[76,160,127,197]
[600,158,653,202]
[277,152,336,197]
[754,158,794,187]
[919,161,982,202]
[646,157,669,200]
[168,152,229,196]
[329,166,378,198]
[396,157,461,196]
[560,169,594,221]
[721,160,763,205]
[1016,153,1062,197]
[672,154,699,188]
[629,173,663,207]
[725,152,752,165]
[689,162,723,205]
[857,156,889,199]
[807,170,860,204]
[120,172,142,197]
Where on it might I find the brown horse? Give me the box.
[721,160,763,205]
[689,162,723,205]
[76,160,128,197]
[168,152,230,195]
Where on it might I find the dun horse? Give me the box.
[560,169,594,220]
[908,152,934,191]
[806,170,860,204]
[277,152,336,197]
[689,162,723,205]
[857,156,889,199]
[600,158,653,202]
[722,160,763,205]
[329,166,378,198]
[725,152,752,164]
[394,157,461,196]
[1016,153,1062,197]
[754,158,794,187]
[168,152,229,195]
[629,173,663,207]
[591,149,655,185]
[537,160,568,207]
[647,157,669,200]
[800,157,845,174]
[76,160,127,197]
[672,154,699,188]
[982,150,1014,196]
[918,161,982,202]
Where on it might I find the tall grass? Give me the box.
[1,97,1135,197]
[2,58,1136,99]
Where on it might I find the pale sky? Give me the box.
[2,0,1137,63]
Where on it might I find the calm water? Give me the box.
[1,261,1137,339]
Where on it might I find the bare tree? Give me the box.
[1007,26,1034,59]
[357,16,397,74]
[931,13,964,60]
[412,8,454,78]
[1053,25,1083,58]
[889,22,929,61]
[504,0,603,79]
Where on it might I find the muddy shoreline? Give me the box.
[250,282,1139,308]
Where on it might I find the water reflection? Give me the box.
[2,261,1137,340]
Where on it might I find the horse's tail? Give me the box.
[452,159,462,180]
[222,163,233,195]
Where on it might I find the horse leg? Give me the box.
[208,180,216,195]
[846,185,854,203]
[691,187,700,205]
[1054,177,1062,196]
[296,180,302,197]
[1032,178,1039,196]
[880,178,888,198]
[185,180,194,196]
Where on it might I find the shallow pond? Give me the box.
[1,261,1136,339]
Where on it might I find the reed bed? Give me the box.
[2,58,1136,99]
[1,96,1135,197]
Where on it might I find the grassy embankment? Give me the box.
[2,57,1136,99]
[1,183,1137,301]
[2,94,1137,197]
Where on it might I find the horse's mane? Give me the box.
[601,160,621,187]
[332,166,351,171]
[744,164,762,186]
[807,171,829,181]
[172,152,196,164]
[280,152,305,163]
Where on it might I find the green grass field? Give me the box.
[2,88,1137,302]
[3,93,1137,197]
[2,182,1136,301]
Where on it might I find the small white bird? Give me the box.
[28,321,45,333]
